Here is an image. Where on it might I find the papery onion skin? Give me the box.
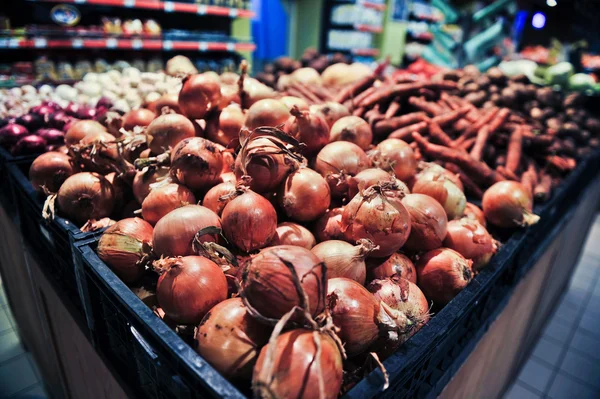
[78,131,119,174]
[464,202,486,227]
[329,115,373,150]
[283,107,330,156]
[401,193,448,251]
[253,329,343,399]
[141,183,196,226]
[221,190,277,253]
[416,248,473,306]
[156,256,227,324]
[146,114,196,154]
[152,205,221,257]
[209,104,244,147]
[314,141,371,199]
[97,218,153,283]
[122,108,156,130]
[65,120,106,145]
[202,181,236,216]
[178,73,222,119]
[132,167,170,204]
[270,222,316,249]
[170,137,223,191]
[443,219,496,271]
[311,239,373,284]
[280,96,309,111]
[278,168,331,222]
[482,181,540,228]
[57,172,115,225]
[412,171,466,220]
[196,298,270,380]
[148,93,181,114]
[29,152,74,193]
[347,168,409,199]
[373,139,417,182]
[367,252,417,284]
[309,102,351,128]
[241,245,325,319]
[244,99,290,131]
[313,207,345,242]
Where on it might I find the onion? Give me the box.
[37,128,65,145]
[327,277,409,357]
[152,205,221,257]
[367,252,417,284]
[220,72,239,85]
[329,116,372,150]
[253,329,343,399]
[77,132,118,174]
[416,248,473,305]
[218,85,241,110]
[155,256,227,324]
[414,163,463,192]
[347,168,409,199]
[309,102,351,129]
[279,96,309,111]
[0,124,29,148]
[314,142,371,198]
[401,193,448,251]
[202,181,236,216]
[146,114,196,154]
[141,183,196,225]
[96,96,114,110]
[196,298,270,380]
[65,120,106,145]
[284,106,330,155]
[341,183,411,257]
[97,218,153,283]
[372,139,417,182]
[241,245,325,319]
[57,172,115,225]
[122,108,156,130]
[16,113,43,131]
[412,171,466,220]
[313,207,344,242]
[77,106,101,120]
[47,111,71,130]
[244,99,290,131]
[148,93,181,114]
[244,78,277,107]
[12,135,47,156]
[482,181,540,228]
[464,202,486,227]
[29,152,74,193]
[206,104,244,147]
[221,188,277,252]
[278,168,331,222]
[170,137,223,191]
[32,105,57,118]
[311,239,377,284]
[443,219,496,271]
[178,73,222,119]
[290,67,322,85]
[270,222,316,249]
[132,166,170,204]
[65,102,81,117]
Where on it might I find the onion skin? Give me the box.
[284,107,330,155]
[141,183,196,226]
[65,120,106,145]
[311,239,375,284]
[313,207,344,242]
[29,152,74,193]
[309,102,351,129]
[373,139,417,182]
[270,222,316,249]
[401,193,448,251]
[412,171,466,220]
[209,104,244,147]
[178,73,222,119]
[0,124,29,148]
[170,137,223,191]
[464,202,486,227]
[146,114,196,154]
[244,99,290,131]
[196,298,270,380]
[280,96,309,111]
[314,141,371,198]
[97,218,153,283]
[156,256,227,324]
[482,181,540,228]
[347,168,409,199]
[329,116,373,150]
[148,93,181,114]
[241,245,325,319]
[122,108,156,130]
[78,132,119,174]
[416,248,473,306]
[253,330,343,399]
[443,219,496,271]
[278,168,331,222]
[57,172,115,225]
[132,167,170,204]
[201,181,236,216]
[152,205,221,257]
[221,190,277,253]
[367,252,417,284]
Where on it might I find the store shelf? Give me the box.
[355,24,383,33]
[351,47,380,56]
[25,0,255,18]
[0,37,255,52]
[362,1,386,11]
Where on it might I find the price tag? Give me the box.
[72,38,83,48]
[8,39,19,48]
[123,0,135,7]
[197,5,207,15]
[34,38,47,48]
[163,40,173,51]
[132,39,143,49]
[164,2,174,12]
[226,42,235,51]
[199,42,208,51]
[229,9,238,18]
[106,38,118,48]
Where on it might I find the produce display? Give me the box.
[12,54,599,397]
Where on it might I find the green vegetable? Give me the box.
[498,60,538,77]
[569,73,595,92]
[544,62,574,87]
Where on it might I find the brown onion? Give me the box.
[313,207,344,242]
[367,252,417,283]
[279,96,309,111]
[170,137,223,191]
[309,102,351,129]
[141,183,196,225]
[201,181,236,216]
[329,116,372,150]
[148,93,181,114]
[347,168,409,199]
[284,106,330,155]
[413,163,464,192]
[241,245,325,319]
[78,131,119,174]
[412,171,466,220]
[196,298,270,380]
[218,84,241,109]
[401,193,448,251]
[341,183,411,257]
[65,120,106,145]
[207,104,244,147]
[122,108,156,131]
[244,99,290,131]
[270,222,316,249]
[444,218,497,271]
[57,172,115,225]
[464,202,486,227]
[178,73,222,119]
[146,114,196,154]
[97,218,153,283]
[152,205,221,257]
[132,166,170,204]
[29,152,74,193]
[253,329,343,399]
[314,141,371,198]
[278,168,331,222]
[482,181,539,228]
[311,239,377,284]
[155,256,227,324]
[372,139,417,182]
[416,248,473,305]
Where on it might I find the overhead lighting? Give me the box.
[532,12,546,29]
[546,0,557,7]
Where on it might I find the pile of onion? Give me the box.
[311,239,377,284]
[401,193,448,251]
[122,108,156,131]
[57,172,115,225]
[244,99,290,131]
[313,207,345,242]
[482,181,539,228]
[309,102,351,128]
[444,218,497,271]
[207,103,244,147]
[141,183,196,225]
[65,120,106,145]
[29,152,74,193]
[347,168,401,199]
[412,170,466,220]
[97,218,153,283]
[416,248,473,306]
[314,141,371,198]
[278,167,331,222]
[464,202,486,226]
[170,137,223,191]
[132,166,170,204]
[270,222,316,249]
[145,114,196,155]
[372,139,417,182]
[284,106,330,155]
[329,116,372,150]
[201,181,236,216]
[178,73,222,119]
[367,252,417,284]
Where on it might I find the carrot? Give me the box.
[460,137,476,151]
[351,86,377,106]
[521,169,535,198]
[290,83,321,104]
[418,88,437,100]
[409,97,444,116]
[488,108,511,134]
[389,121,429,140]
[334,75,376,103]
[534,173,552,202]
[359,81,457,108]
[287,87,312,103]
[496,166,519,181]
[412,132,503,186]
[470,126,491,161]
[374,112,428,136]
[453,107,499,146]
[431,107,471,127]
[444,163,484,198]
[308,84,334,101]
[428,120,453,147]
[506,125,523,174]
[546,155,576,173]
[523,132,554,148]
[384,97,401,119]
[526,161,538,187]
[352,107,366,117]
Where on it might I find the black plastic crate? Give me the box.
[0,146,36,222]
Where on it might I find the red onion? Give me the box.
[65,120,106,145]
[314,141,371,198]
[0,124,29,148]
[16,113,43,131]
[313,207,345,242]
[412,170,466,220]
[464,202,486,227]
[244,99,290,131]
[146,114,196,154]
[96,97,114,109]
[329,115,372,150]
[401,193,448,251]
[32,105,57,118]
[122,108,156,131]
[284,106,330,155]
[341,183,411,257]
[202,181,236,216]
[29,152,74,193]
[311,239,377,284]
[270,222,316,249]
[132,166,170,204]
[65,102,81,116]
[97,218,153,283]
[179,73,222,119]
[12,135,47,156]
[47,110,70,130]
[482,181,539,228]
[347,168,409,199]
[196,298,270,380]
[152,205,221,257]
[77,106,101,120]
[36,128,65,145]
[278,168,331,222]
[57,172,115,225]
[155,256,227,324]
[170,137,223,191]
[416,248,473,305]
[141,183,196,226]
[443,219,496,271]
[309,102,351,128]
[372,139,417,182]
